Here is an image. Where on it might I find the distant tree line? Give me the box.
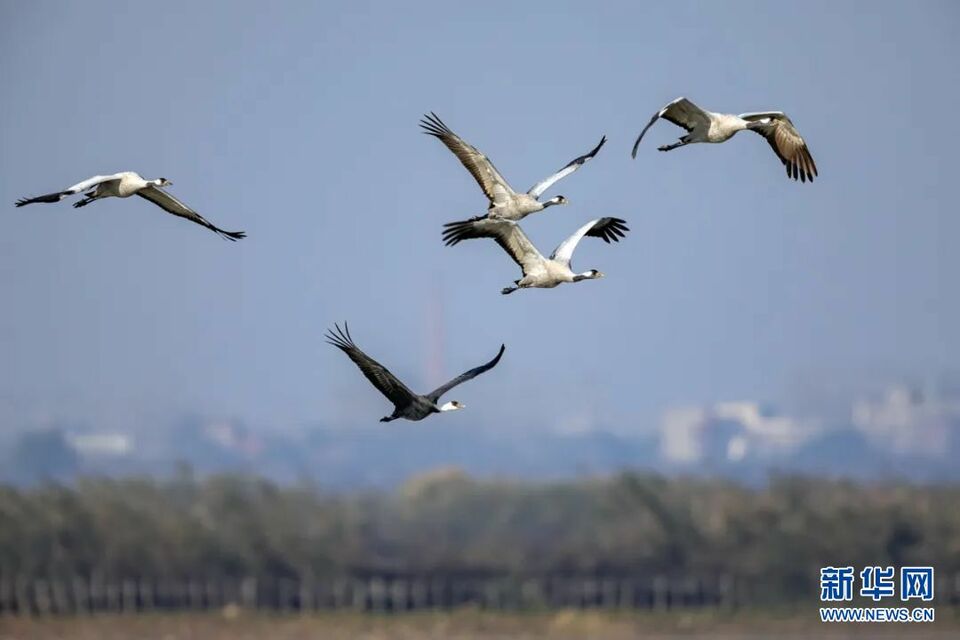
[1,468,958,603]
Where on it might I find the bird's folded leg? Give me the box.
[658,140,687,152]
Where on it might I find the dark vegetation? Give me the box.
[1,469,957,603]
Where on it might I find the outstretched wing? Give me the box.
[739,112,817,183]
[420,112,516,206]
[15,173,124,207]
[326,323,419,409]
[631,97,711,158]
[526,135,606,198]
[426,344,505,403]
[550,217,629,267]
[136,186,246,240]
[441,218,544,276]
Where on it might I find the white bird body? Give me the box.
[420,113,605,224]
[442,216,629,294]
[704,113,749,143]
[86,172,155,198]
[489,193,545,221]
[632,97,817,182]
[518,259,577,289]
[15,171,246,240]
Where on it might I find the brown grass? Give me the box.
[1,607,958,640]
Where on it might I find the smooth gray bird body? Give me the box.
[326,323,504,422]
[442,217,629,294]
[420,112,605,224]
[631,97,817,182]
[15,171,246,240]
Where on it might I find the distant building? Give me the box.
[66,432,133,457]
[203,420,263,457]
[660,381,960,469]
[659,402,818,465]
[852,384,959,458]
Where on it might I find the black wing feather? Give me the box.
[585,217,630,244]
[326,323,418,408]
[425,344,505,403]
[136,188,246,240]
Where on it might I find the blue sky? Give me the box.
[1,0,957,435]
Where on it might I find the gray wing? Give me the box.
[426,344,505,403]
[631,97,711,158]
[441,218,544,276]
[526,135,606,198]
[15,173,124,207]
[136,186,246,240]
[739,112,817,183]
[420,112,516,206]
[326,323,419,409]
[550,217,629,267]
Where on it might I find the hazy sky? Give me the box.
[1,0,957,435]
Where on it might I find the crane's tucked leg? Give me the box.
[380,416,396,423]
[501,286,519,295]
[72,196,97,209]
[658,138,689,152]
